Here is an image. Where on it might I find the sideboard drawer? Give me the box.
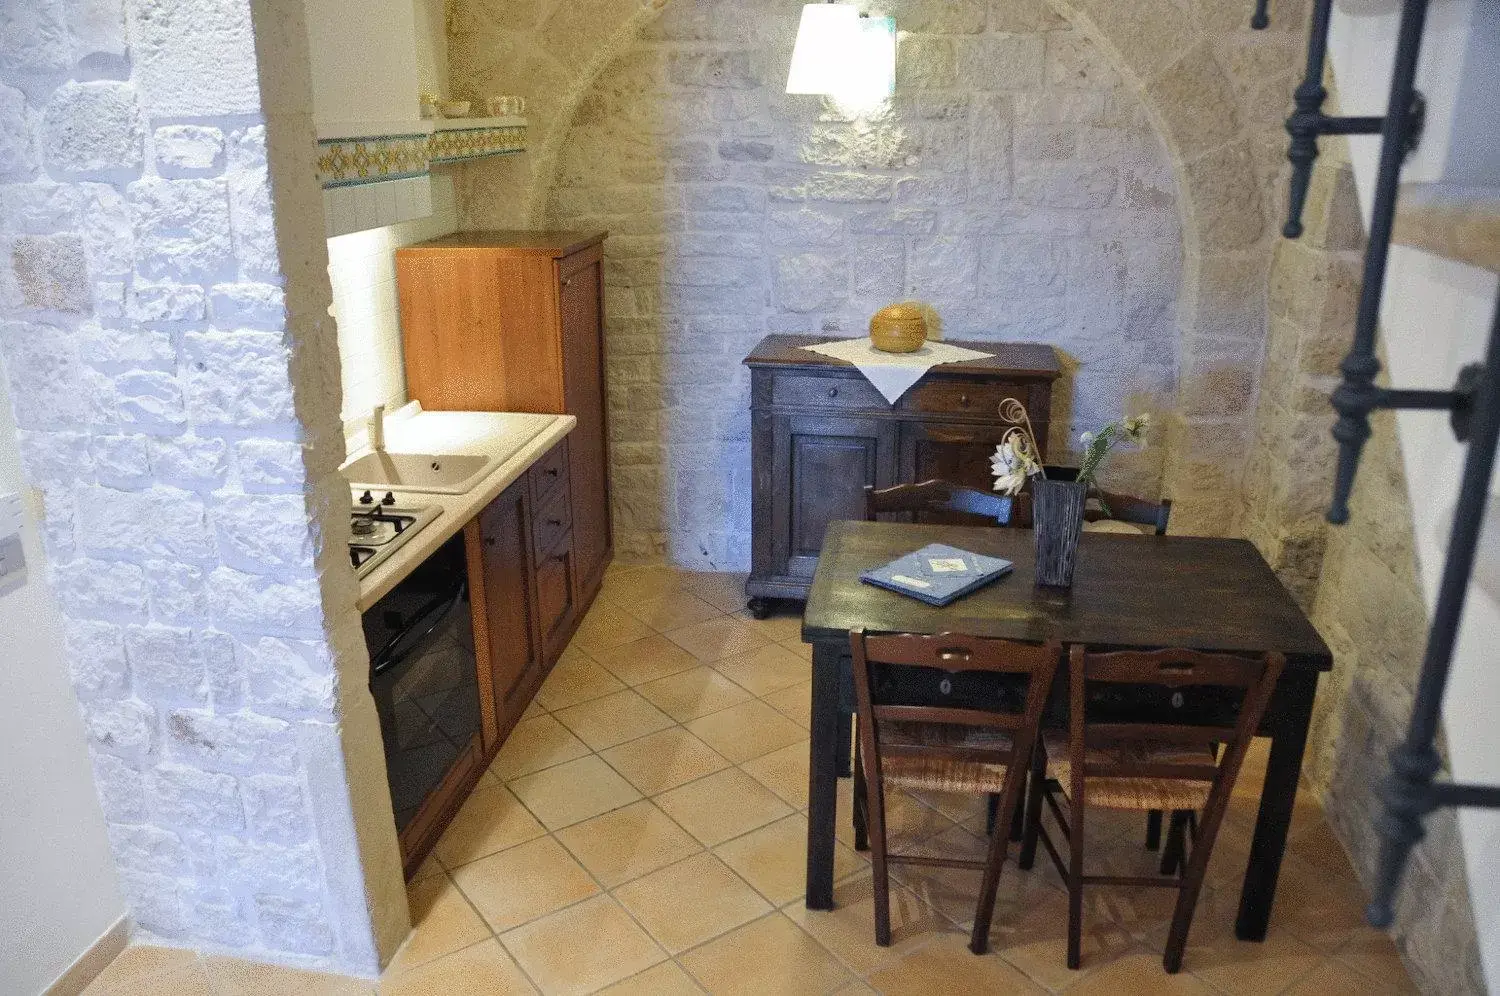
[772,373,887,410]
[905,380,1029,416]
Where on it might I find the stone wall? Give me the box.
[0,0,406,975]
[449,0,1307,565]
[1243,143,1484,993]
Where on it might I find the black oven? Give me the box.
[361,533,480,832]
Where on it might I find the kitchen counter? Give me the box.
[350,408,577,611]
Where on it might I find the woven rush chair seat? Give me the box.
[1041,731,1214,811]
[881,722,1014,794]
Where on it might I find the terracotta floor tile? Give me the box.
[599,564,694,606]
[762,680,812,728]
[664,615,770,662]
[377,939,535,995]
[500,894,667,994]
[834,779,955,849]
[601,726,732,795]
[1182,926,1323,996]
[1058,950,1219,995]
[596,959,704,995]
[487,713,591,781]
[637,666,753,721]
[655,767,794,846]
[450,835,600,933]
[1335,929,1420,992]
[677,571,752,614]
[785,873,956,976]
[533,649,626,711]
[555,799,704,888]
[621,589,724,631]
[551,688,675,751]
[678,914,853,996]
[614,852,773,953]
[433,781,546,869]
[713,643,811,696]
[730,608,805,645]
[590,634,703,686]
[714,814,866,905]
[86,946,201,994]
[864,932,1046,995]
[739,739,811,807]
[781,638,814,662]
[686,698,808,763]
[409,854,444,883]
[384,874,492,975]
[97,963,217,996]
[506,754,642,830]
[202,957,370,996]
[985,882,1135,991]
[573,602,657,656]
[519,697,547,721]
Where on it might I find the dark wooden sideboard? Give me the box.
[744,333,1062,613]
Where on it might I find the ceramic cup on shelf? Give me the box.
[437,99,471,118]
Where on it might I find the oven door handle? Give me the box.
[369,579,467,679]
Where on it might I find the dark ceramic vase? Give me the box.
[1032,478,1087,587]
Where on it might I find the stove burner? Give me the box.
[351,517,377,536]
[348,496,441,579]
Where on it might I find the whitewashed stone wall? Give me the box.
[451,0,1305,563]
[550,3,1185,566]
[0,0,405,975]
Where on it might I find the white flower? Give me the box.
[1080,431,1095,446]
[990,440,1037,496]
[1121,413,1150,444]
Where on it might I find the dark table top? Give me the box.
[743,333,1062,381]
[802,521,1333,670]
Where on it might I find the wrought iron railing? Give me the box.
[1269,0,1500,929]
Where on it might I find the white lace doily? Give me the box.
[798,337,995,404]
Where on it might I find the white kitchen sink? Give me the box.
[341,452,493,493]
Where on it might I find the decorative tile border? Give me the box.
[317,124,527,190]
[317,133,432,189]
[428,124,527,164]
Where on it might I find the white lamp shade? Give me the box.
[786,3,861,94]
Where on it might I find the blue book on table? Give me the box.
[859,543,1014,607]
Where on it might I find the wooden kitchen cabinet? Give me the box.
[398,231,612,622]
[745,334,1061,612]
[464,435,582,756]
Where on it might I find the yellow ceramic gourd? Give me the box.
[869,302,928,353]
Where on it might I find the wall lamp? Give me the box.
[786,2,895,111]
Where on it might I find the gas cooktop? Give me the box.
[349,490,442,579]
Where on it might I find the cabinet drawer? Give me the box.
[529,439,569,506]
[771,373,886,410]
[905,380,1029,417]
[532,484,572,560]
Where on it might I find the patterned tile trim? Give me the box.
[317,125,529,188]
[428,125,528,164]
[317,134,431,189]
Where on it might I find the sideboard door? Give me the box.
[772,414,898,580]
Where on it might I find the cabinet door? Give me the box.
[897,420,1015,525]
[772,413,899,579]
[534,538,579,660]
[477,483,540,719]
[558,252,612,593]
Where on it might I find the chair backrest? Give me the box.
[863,480,1014,525]
[1065,645,1285,807]
[851,629,1061,769]
[1010,469,1171,535]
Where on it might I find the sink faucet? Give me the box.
[368,404,386,453]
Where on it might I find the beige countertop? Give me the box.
[349,408,577,611]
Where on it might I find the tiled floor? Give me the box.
[85,564,1417,995]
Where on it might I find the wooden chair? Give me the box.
[1023,645,1285,973]
[863,480,1015,525]
[850,628,1061,954]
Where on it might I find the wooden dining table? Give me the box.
[799,519,1333,942]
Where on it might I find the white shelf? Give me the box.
[431,115,528,131]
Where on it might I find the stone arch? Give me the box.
[494,0,1278,538]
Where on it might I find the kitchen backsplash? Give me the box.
[327,173,457,444]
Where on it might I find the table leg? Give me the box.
[1235,671,1318,941]
[806,640,841,910]
[836,709,853,777]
